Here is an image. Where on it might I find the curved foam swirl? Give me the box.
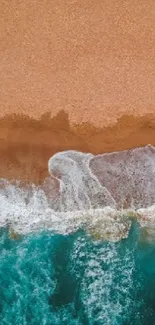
[47,150,116,211]
[1,145,155,241]
[47,144,155,210]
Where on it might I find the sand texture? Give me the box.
[0,0,155,183]
[0,0,155,126]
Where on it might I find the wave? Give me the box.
[1,145,155,241]
[1,145,155,324]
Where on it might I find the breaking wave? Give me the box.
[1,145,155,241]
[1,145,155,324]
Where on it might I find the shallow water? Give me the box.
[1,145,155,324]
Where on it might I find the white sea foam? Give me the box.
[0,181,130,240]
[1,145,155,241]
[70,235,135,324]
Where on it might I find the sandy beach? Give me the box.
[0,0,155,183]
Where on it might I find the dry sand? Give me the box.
[0,0,155,183]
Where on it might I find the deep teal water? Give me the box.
[0,223,155,325]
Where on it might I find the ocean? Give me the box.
[1,145,155,325]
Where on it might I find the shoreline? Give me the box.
[1,112,155,184]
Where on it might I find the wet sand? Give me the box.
[1,112,155,184]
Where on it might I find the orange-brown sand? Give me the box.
[0,0,155,184]
[1,112,155,184]
[0,0,155,126]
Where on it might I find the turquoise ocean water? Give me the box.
[1,224,155,324]
[1,146,155,324]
